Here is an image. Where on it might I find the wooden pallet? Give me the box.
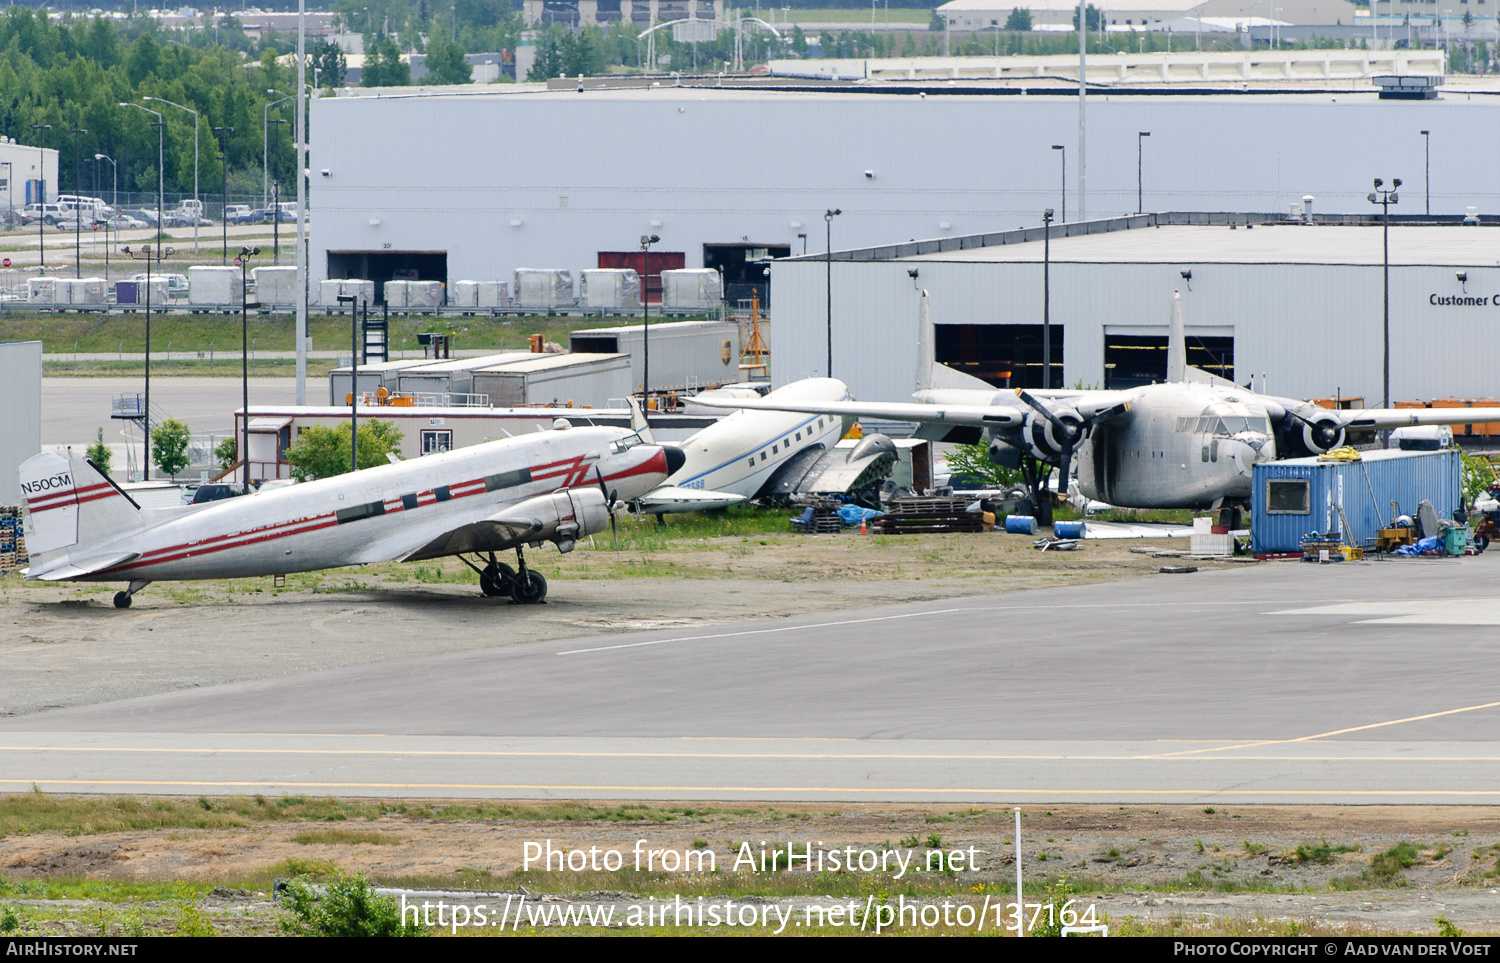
[885,497,971,516]
[870,512,984,535]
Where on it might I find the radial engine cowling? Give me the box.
[1294,414,1346,456]
[1024,407,1085,464]
[507,487,612,554]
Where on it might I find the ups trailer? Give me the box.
[469,353,631,409]
[569,320,741,392]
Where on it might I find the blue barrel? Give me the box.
[1053,520,1087,539]
[1005,514,1037,535]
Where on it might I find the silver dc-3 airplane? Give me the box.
[19,421,682,608]
[698,291,1500,523]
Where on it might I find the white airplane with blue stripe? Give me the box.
[634,378,851,514]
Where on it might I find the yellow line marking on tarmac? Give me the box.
[2,779,1500,796]
[1143,700,1500,759]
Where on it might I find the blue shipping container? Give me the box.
[1250,449,1461,554]
[115,281,137,305]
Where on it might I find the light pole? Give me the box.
[119,103,165,263]
[1420,129,1430,216]
[336,293,359,472]
[95,154,117,281]
[145,97,199,255]
[30,124,50,273]
[824,208,841,378]
[1368,177,1401,411]
[121,243,173,479]
[640,233,659,404]
[69,128,87,279]
[1137,130,1151,214]
[1042,208,1054,390]
[264,91,293,209]
[1051,145,1065,222]
[213,126,234,266]
[238,247,260,490]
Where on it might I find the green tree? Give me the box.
[214,436,238,471]
[1072,3,1102,30]
[362,36,410,86]
[423,31,472,84]
[151,418,192,481]
[310,37,347,87]
[943,442,1022,489]
[279,871,425,937]
[286,420,405,481]
[791,24,808,55]
[527,28,564,81]
[1005,7,1033,31]
[86,427,113,476]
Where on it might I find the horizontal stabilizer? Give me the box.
[635,486,749,513]
[29,551,141,581]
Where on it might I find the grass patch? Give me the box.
[290,829,404,846]
[1290,839,1361,865]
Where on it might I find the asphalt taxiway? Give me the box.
[3,560,1498,803]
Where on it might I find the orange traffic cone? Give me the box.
[860,516,868,535]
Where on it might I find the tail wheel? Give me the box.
[1477,535,1490,554]
[511,570,548,605]
[113,592,132,609]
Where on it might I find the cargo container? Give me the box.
[319,278,376,306]
[188,266,243,306]
[115,278,170,306]
[469,353,631,408]
[569,320,741,391]
[660,268,723,310]
[253,266,299,305]
[512,269,573,309]
[1250,448,1461,554]
[450,280,508,308]
[579,269,640,309]
[26,277,58,305]
[392,352,533,400]
[58,277,106,305]
[384,279,445,309]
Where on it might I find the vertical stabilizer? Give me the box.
[915,289,934,392]
[1166,290,1186,383]
[628,396,656,444]
[20,450,141,559]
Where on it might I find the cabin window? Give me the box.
[434,486,451,502]
[336,500,386,524]
[1265,478,1311,515]
[484,469,532,492]
[772,444,779,454]
[760,451,767,462]
[401,493,419,511]
[747,459,755,468]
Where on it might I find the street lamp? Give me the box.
[1367,177,1401,411]
[237,246,261,490]
[1042,208,1054,390]
[69,128,87,279]
[1137,131,1151,214]
[1051,145,1065,222]
[824,208,841,378]
[640,233,659,405]
[144,97,200,255]
[94,154,116,281]
[1420,129,1430,216]
[29,124,50,273]
[120,243,174,480]
[264,90,293,209]
[336,293,360,472]
[119,103,165,263]
[213,126,234,266]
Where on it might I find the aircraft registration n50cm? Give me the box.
[19,421,681,608]
[698,291,1500,523]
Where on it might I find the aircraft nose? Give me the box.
[662,443,686,476]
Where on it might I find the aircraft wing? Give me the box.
[634,486,749,512]
[691,397,1026,428]
[348,508,554,565]
[1335,407,1500,431]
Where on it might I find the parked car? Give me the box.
[23,203,64,226]
[104,214,149,230]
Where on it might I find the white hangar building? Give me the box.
[768,212,1500,407]
[309,82,1499,310]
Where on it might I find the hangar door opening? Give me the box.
[327,251,448,303]
[599,250,685,304]
[934,324,1063,390]
[704,243,790,311]
[1103,330,1234,389]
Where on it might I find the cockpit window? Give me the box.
[1192,414,1269,435]
[609,432,645,455]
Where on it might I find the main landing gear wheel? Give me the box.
[113,591,132,609]
[479,562,516,598]
[511,569,547,605]
[1477,534,1490,554]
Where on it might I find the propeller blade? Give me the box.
[1056,443,1074,504]
[1013,388,1073,434]
[611,510,619,555]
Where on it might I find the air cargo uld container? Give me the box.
[579,269,640,309]
[384,279,445,309]
[188,266,242,306]
[253,266,298,305]
[27,277,58,304]
[469,353,631,408]
[450,280,508,308]
[115,278,169,305]
[1250,448,1461,554]
[570,320,740,391]
[660,268,723,310]
[319,279,376,307]
[512,269,573,309]
[59,277,106,305]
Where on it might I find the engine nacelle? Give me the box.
[1023,407,1085,464]
[1280,412,1346,457]
[988,438,1023,469]
[507,488,611,554]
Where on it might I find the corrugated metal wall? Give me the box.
[1250,449,1460,553]
[312,90,1500,288]
[0,342,42,506]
